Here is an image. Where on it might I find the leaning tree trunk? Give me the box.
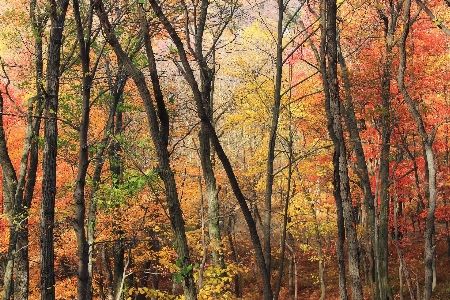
[94,2,197,298]
[148,1,273,298]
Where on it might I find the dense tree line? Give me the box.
[1,0,450,299]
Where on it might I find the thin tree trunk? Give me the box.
[274,105,294,300]
[393,157,417,300]
[13,3,45,298]
[397,2,437,298]
[113,236,125,300]
[183,0,225,269]
[317,3,349,299]
[197,173,207,289]
[337,28,377,294]
[264,0,285,275]
[147,1,273,298]
[87,65,127,297]
[94,3,197,298]
[101,245,115,300]
[0,3,45,299]
[312,202,326,300]
[286,242,298,300]
[72,1,97,298]
[227,215,241,298]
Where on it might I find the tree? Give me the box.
[147,0,274,298]
[320,0,363,299]
[93,1,197,298]
[397,1,438,297]
[40,1,70,299]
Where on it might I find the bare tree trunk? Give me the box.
[337,28,377,295]
[40,1,70,299]
[321,1,363,299]
[181,0,226,269]
[317,3,348,299]
[94,2,197,298]
[100,245,115,300]
[286,242,298,300]
[397,2,437,298]
[226,215,241,298]
[312,203,326,300]
[263,0,285,275]
[393,156,417,300]
[197,174,207,289]
[71,1,98,299]
[87,64,127,298]
[376,5,399,299]
[113,237,125,300]
[147,1,273,298]
[274,105,294,300]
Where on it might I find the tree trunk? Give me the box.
[0,3,45,299]
[312,203,326,300]
[322,1,363,299]
[94,2,197,298]
[376,5,398,299]
[186,0,225,269]
[113,237,125,300]
[274,108,293,300]
[337,28,377,293]
[396,2,437,298]
[226,215,241,298]
[100,246,115,300]
[263,0,285,274]
[199,103,224,269]
[87,64,127,298]
[147,1,273,298]
[72,1,96,299]
[40,2,70,299]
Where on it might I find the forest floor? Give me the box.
[241,228,450,299]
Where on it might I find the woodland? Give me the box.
[0,0,450,299]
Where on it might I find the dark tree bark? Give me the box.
[318,2,348,299]
[94,1,197,298]
[40,1,70,299]
[0,89,19,300]
[274,109,294,300]
[336,28,377,293]
[263,0,285,274]
[71,0,98,299]
[147,1,273,298]
[100,245,114,300]
[321,0,363,299]
[376,4,398,299]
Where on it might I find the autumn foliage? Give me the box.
[1,0,450,299]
